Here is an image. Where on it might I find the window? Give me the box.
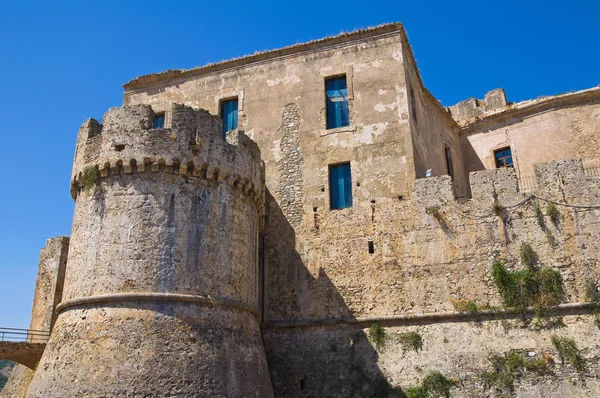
[325,76,349,129]
[444,146,454,179]
[329,163,352,210]
[220,98,239,138]
[152,113,165,129]
[410,87,417,125]
[494,147,513,168]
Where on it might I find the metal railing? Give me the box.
[584,165,600,178]
[0,328,50,343]
[516,165,600,194]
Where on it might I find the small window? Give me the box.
[329,163,352,210]
[152,113,165,129]
[410,87,417,125]
[444,146,454,179]
[494,147,513,168]
[220,98,239,138]
[325,76,349,129]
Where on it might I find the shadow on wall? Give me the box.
[262,190,405,398]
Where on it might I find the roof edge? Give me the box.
[123,23,404,92]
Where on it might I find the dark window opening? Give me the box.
[325,76,349,129]
[153,113,165,129]
[329,163,352,210]
[444,146,454,179]
[494,147,513,168]
[220,98,239,138]
[410,87,417,125]
[299,379,306,390]
[368,240,374,254]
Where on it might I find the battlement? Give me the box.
[446,88,509,124]
[71,104,264,205]
[413,158,600,210]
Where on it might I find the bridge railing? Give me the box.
[0,327,50,343]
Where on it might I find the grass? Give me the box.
[397,332,423,353]
[426,206,444,223]
[519,242,536,268]
[481,350,553,393]
[81,165,99,192]
[451,300,497,314]
[492,260,565,312]
[405,371,456,398]
[368,322,387,351]
[546,203,559,225]
[551,335,586,377]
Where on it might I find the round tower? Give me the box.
[26,104,273,397]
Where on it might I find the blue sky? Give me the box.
[0,0,598,329]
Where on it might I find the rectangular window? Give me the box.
[444,146,454,179]
[325,76,349,129]
[494,147,513,168]
[220,98,239,138]
[152,113,165,129]
[329,163,353,210]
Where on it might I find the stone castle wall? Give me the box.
[262,158,600,396]
[25,105,272,397]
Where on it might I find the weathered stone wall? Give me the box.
[1,237,69,398]
[26,105,272,397]
[401,34,468,196]
[458,89,600,176]
[262,159,600,396]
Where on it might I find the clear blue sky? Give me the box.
[0,0,598,329]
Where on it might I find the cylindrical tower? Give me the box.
[27,104,273,397]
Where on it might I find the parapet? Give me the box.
[71,104,264,204]
[446,88,508,124]
[412,158,600,209]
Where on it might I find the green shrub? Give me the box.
[519,242,536,268]
[481,351,552,393]
[492,200,505,217]
[397,332,423,353]
[81,166,99,192]
[421,371,456,398]
[405,386,428,398]
[368,322,387,351]
[492,260,564,312]
[551,335,586,376]
[546,203,559,224]
[585,279,600,304]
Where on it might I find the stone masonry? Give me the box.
[3,23,600,398]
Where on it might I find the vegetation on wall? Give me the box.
[451,300,495,314]
[492,259,564,312]
[480,350,553,394]
[535,204,545,229]
[81,166,99,192]
[519,242,536,268]
[396,332,423,353]
[585,279,600,328]
[546,203,560,225]
[405,371,457,398]
[367,322,387,351]
[551,335,587,377]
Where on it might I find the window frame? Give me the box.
[494,147,514,168]
[324,75,350,130]
[220,97,239,138]
[152,113,165,129]
[328,162,353,210]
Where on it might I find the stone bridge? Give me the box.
[0,328,48,369]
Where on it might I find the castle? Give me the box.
[2,23,600,397]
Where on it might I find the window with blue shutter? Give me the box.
[153,113,165,129]
[325,76,349,129]
[329,163,353,210]
[221,98,239,138]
